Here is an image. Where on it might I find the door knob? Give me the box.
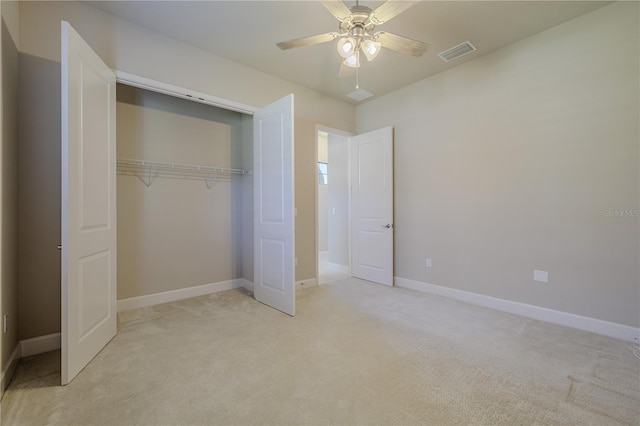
[381,224,392,229]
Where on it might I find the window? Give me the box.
[317,162,328,185]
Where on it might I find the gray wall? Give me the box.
[356,2,639,328]
[116,85,249,300]
[1,5,19,372]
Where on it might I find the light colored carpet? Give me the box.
[1,278,639,425]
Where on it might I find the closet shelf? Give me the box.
[116,158,250,188]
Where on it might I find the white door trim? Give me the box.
[114,70,258,115]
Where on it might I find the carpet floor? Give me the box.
[1,278,639,425]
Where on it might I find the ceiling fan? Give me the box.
[276,0,429,76]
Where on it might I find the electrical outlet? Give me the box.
[426,258,432,268]
[533,269,549,283]
[3,314,8,334]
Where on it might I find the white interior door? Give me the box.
[350,127,394,286]
[253,95,295,316]
[61,21,117,385]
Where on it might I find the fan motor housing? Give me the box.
[339,5,376,35]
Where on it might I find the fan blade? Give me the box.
[376,31,429,57]
[339,62,355,77]
[277,32,339,50]
[367,1,418,25]
[321,0,353,23]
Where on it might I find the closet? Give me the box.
[61,21,294,385]
[115,84,252,302]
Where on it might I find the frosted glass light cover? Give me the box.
[337,37,356,58]
[362,40,381,61]
[344,52,360,68]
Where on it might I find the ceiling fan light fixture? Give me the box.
[362,39,381,61]
[344,51,360,68]
[337,37,357,58]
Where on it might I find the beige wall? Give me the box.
[356,2,639,327]
[17,1,355,339]
[1,0,19,375]
[116,85,248,299]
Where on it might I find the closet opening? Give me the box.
[115,83,254,309]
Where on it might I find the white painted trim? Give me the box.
[21,333,61,358]
[328,262,350,274]
[395,277,640,343]
[1,344,20,398]
[115,71,258,115]
[296,278,319,290]
[117,279,248,312]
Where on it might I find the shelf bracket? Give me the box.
[135,165,154,187]
[204,176,215,189]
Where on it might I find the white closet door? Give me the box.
[253,95,295,316]
[350,127,394,286]
[61,21,117,385]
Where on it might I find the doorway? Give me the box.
[316,128,351,284]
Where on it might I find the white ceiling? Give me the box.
[87,1,610,104]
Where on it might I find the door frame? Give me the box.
[314,125,352,284]
[113,73,297,312]
[115,71,258,115]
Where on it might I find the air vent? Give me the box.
[346,88,374,102]
[438,41,477,62]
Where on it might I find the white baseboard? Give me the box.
[1,344,21,399]
[328,263,350,274]
[394,277,640,343]
[296,278,318,290]
[117,278,249,313]
[20,332,61,358]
